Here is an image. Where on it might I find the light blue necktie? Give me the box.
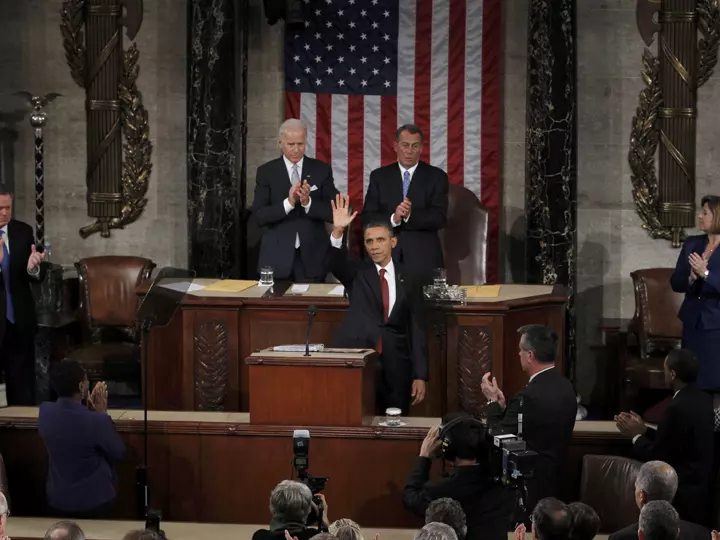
[402,170,411,198]
[0,230,13,323]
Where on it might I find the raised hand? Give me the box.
[331,193,358,232]
[420,424,441,458]
[27,244,47,272]
[299,180,311,206]
[88,381,109,414]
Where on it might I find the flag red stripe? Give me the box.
[480,0,502,284]
[347,95,365,257]
[447,0,466,186]
[285,92,301,120]
[315,94,332,164]
[414,0,432,163]
[380,96,398,166]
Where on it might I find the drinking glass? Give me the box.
[259,266,274,287]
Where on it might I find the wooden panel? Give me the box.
[143,310,184,410]
[0,415,629,526]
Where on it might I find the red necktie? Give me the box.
[377,269,390,353]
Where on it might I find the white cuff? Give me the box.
[28,266,40,276]
[330,234,343,249]
[283,198,294,214]
[632,434,642,444]
[302,197,312,212]
[404,210,410,223]
[390,213,401,227]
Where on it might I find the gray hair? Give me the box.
[279,118,307,139]
[425,498,467,540]
[415,522,459,540]
[636,461,678,502]
[44,521,85,540]
[638,501,679,540]
[518,324,558,364]
[0,493,7,516]
[269,480,313,523]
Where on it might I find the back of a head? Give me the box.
[45,522,86,540]
[638,501,679,540]
[50,360,86,398]
[636,461,678,503]
[269,480,313,523]
[334,526,364,540]
[121,530,162,540]
[329,519,361,536]
[425,498,467,540]
[309,534,339,540]
[518,324,558,364]
[415,522,459,540]
[665,349,699,384]
[567,502,600,540]
[531,498,572,540]
[444,417,485,461]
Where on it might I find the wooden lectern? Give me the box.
[245,349,377,426]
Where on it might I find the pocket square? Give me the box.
[310,184,318,192]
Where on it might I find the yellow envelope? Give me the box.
[462,285,501,298]
[203,279,258,293]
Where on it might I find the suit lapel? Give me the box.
[6,220,20,274]
[361,264,384,317]
[300,156,313,185]
[406,161,424,201]
[390,164,404,202]
[388,267,407,322]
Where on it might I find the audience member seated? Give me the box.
[615,349,715,525]
[639,501,680,540]
[122,530,163,540]
[481,325,577,513]
[415,523,459,540]
[252,480,330,540]
[44,521,86,540]
[609,461,709,540]
[567,502,600,540]
[403,414,514,540]
[515,498,572,540]
[309,534,337,540]
[38,360,125,518]
[425,498,467,540]
[0,493,8,540]
[328,519,362,538]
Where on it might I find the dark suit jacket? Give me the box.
[486,367,577,510]
[362,161,449,273]
[670,234,720,329]
[251,156,339,279]
[632,386,715,524]
[609,519,710,540]
[403,456,515,540]
[38,398,126,512]
[329,244,428,410]
[0,219,45,342]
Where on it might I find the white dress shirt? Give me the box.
[391,161,419,227]
[282,155,312,249]
[528,365,554,383]
[329,234,397,316]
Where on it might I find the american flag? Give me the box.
[285,0,502,283]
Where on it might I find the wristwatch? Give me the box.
[704,270,710,278]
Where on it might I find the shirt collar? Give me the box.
[0,224,7,236]
[528,365,554,383]
[283,155,304,172]
[375,258,395,278]
[398,161,419,177]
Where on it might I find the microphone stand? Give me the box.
[304,306,316,356]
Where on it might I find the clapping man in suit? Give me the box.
[0,188,47,405]
[615,349,714,526]
[329,193,428,414]
[362,125,449,275]
[251,119,339,282]
[481,324,577,514]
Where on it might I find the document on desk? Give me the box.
[327,285,345,296]
[159,281,205,293]
[273,344,324,352]
[203,280,257,293]
[290,284,310,293]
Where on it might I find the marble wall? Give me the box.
[0,0,187,267]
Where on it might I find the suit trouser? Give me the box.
[0,321,36,405]
[290,248,325,283]
[376,353,411,415]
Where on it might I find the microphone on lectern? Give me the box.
[304,305,317,356]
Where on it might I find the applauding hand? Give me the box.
[27,244,47,272]
[88,381,109,414]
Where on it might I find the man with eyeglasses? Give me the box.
[362,125,449,276]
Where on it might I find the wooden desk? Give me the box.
[142,281,568,416]
[0,408,631,528]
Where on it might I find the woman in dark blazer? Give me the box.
[670,195,720,391]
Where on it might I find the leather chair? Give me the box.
[67,256,155,381]
[622,269,684,409]
[579,454,642,533]
[439,184,489,285]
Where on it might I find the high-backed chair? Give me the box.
[439,184,488,285]
[579,454,642,533]
[622,269,684,408]
[67,256,155,381]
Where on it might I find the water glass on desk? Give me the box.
[259,266,274,287]
[433,268,447,288]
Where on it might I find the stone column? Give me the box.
[524,0,578,381]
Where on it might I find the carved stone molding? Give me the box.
[457,326,492,417]
[193,320,229,411]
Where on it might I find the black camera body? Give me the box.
[488,432,537,487]
[292,430,329,530]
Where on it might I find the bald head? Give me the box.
[635,461,678,508]
[45,521,85,540]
